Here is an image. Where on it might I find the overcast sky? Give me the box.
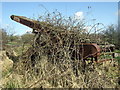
[1,2,118,35]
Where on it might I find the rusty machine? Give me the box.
[10,15,101,64]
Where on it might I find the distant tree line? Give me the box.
[103,24,120,50]
[0,28,34,49]
[0,23,119,50]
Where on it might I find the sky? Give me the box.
[1,2,118,35]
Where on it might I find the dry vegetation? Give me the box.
[1,11,120,88]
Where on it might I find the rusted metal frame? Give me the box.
[10,15,101,64]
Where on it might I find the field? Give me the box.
[1,12,120,89]
[1,42,120,88]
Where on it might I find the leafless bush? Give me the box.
[13,10,118,88]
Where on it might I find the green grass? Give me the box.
[115,56,120,64]
[5,79,21,88]
[6,42,20,46]
[2,68,13,78]
[100,54,113,59]
[13,44,32,55]
[115,50,120,53]
[6,41,32,56]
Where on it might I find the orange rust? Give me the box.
[79,43,100,60]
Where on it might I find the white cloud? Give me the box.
[83,26,91,30]
[74,11,84,20]
[83,26,92,33]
